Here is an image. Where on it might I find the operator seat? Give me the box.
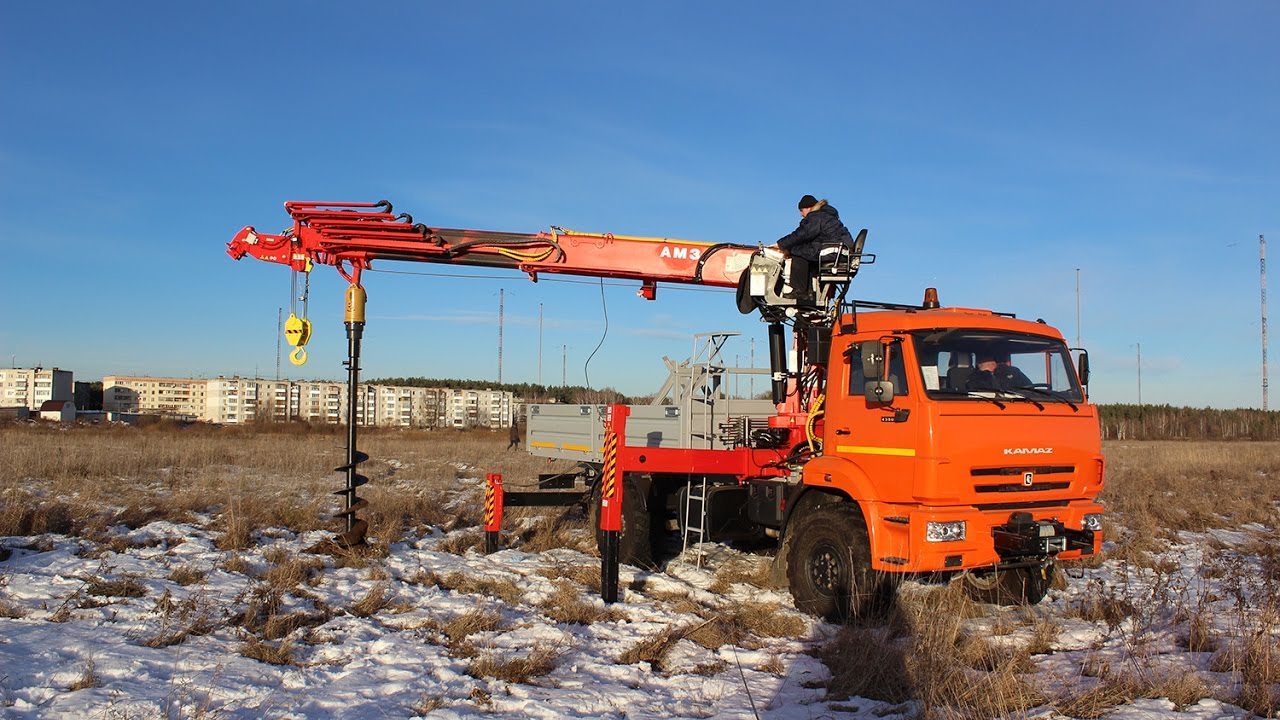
[947,353,974,391]
[819,228,868,282]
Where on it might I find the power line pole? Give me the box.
[276,307,282,381]
[1136,342,1142,407]
[498,288,504,385]
[562,344,567,387]
[1262,235,1269,411]
[1075,268,1082,347]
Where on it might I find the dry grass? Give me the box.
[407,566,522,599]
[1101,441,1280,547]
[239,636,296,665]
[647,587,708,617]
[167,564,208,586]
[615,603,804,674]
[819,584,1045,717]
[1056,669,1212,718]
[466,645,560,683]
[617,626,684,672]
[437,531,485,555]
[411,694,447,714]
[756,654,786,676]
[437,607,504,657]
[535,562,602,593]
[508,505,593,554]
[347,584,393,618]
[538,580,619,625]
[1209,615,1280,717]
[707,556,773,594]
[0,597,28,619]
[0,423,534,545]
[67,660,99,691]
[262,552,323,592]
[83,573,147,598]
[684,603,806,650]
[139,592,221,648]
[430,571,523,604]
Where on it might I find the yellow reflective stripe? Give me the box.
[529,442,604,453]
[837,445,917,457]
[556,228,715,246]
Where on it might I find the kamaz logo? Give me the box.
[659,246,703,260]
[1004,447,1053,455]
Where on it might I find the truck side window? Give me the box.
[847,343,909,397]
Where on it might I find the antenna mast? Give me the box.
[1262,235,1269,411]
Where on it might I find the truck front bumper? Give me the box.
[865,500,1104,573]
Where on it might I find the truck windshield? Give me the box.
[910,329,1083,404]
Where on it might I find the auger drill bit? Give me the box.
[334,283,369,547]
[334,449,369,547]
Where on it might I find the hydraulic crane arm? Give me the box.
[227,200,759,295]
[224,198,865,556]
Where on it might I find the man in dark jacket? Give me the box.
[775,195,856,301]
[968,352,1034,392]
[507,418,521,450]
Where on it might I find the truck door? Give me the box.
[824,336,918,498]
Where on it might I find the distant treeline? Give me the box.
[1098,403,1280,441]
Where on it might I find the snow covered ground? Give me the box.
[0,464,1275,718]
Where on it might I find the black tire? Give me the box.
[962,563,1055,606]
[735,270,757,315]
[785,503,887,621]
[590,474,654,568]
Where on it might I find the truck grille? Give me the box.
[974,481,1071,494]
[971,465,1073,477]
[971,465,1073,495]
[975,499,1071,512]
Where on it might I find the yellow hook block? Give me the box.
[284,312,312,366]
[284,313,312,348]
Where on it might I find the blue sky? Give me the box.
[2,2,1276,407]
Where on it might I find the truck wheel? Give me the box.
[785,503,884,621]
[735,271,757,314]
[590,474,654,569]
[961,563,1055,605]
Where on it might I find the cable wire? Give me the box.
[583,278,608,390]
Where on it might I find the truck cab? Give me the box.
[782,304,1103,616]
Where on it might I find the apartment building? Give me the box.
[0,368,73,411]
[101,375,510,429]
[439,388,514,429]
[103,376,208,420]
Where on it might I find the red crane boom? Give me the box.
[227,200,758,297]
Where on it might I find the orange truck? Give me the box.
[228,200,1104,619]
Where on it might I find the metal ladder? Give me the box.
[681,474,710,567]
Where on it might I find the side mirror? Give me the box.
[861,342,884,379]
[1076,350,1090,386]
[864,379,895,404]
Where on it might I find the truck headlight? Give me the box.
[1083,513,1103,531]
[925,520,966,542]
